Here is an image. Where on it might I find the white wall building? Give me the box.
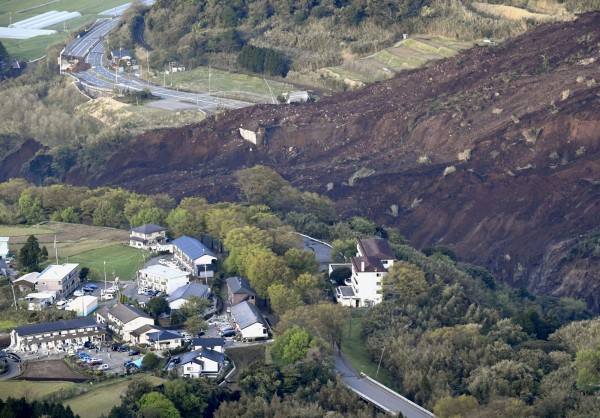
[138,265,190,295]
[36,263,79,298]
[65,295,98,317]
[168,282,210,310]
[0,237,8,259]
[96,304,154,343]
[230,301,268,341]
[176,348,226,378]
[335,238,396,308]
[23,291,56,311]
[171,236,217,279]
[129,223,167,250]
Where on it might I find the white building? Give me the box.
[168,282,210,310]
[191,337,225,353]
[230,301,268,341]
[0,237,8,259]
[9,317,106,352]
[36,263,79,298]
[23,291,56,311]
[146,329,183,351]
[176,348,226,378]
[129,223,167,251]
[96,303,154,342]
[171,236,217,279]
[335,238,396,308]
[138,265,190,295]
[65,295,98,317]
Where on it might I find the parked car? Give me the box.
[55,300,67,310]
[117,346,128,352]
[73,290,84,297]
[221,329,235,338]
[84,341,97,349]
[77,352,90,359]
[89,359,103,366]
[82,287,94,293]
[137,288,148,295]
[87,284,98,289]
[170,357,181,364]
[67,349,75,356]
[129,349,141,356]
[97,364,109,371]
[111,344,120,351]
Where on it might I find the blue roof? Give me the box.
[172,236,216,260]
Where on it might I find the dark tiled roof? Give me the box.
[112,49,132,59]
[200,347,224,363]
[109,304,151,323]
[351,256,385,273]
[178,349,202,365]
[130,324,159,337]
[358,238,395,260]
[168,283,209,302]
[15,317,102,336]
[226,276,255,295]
[338,286,355,297]
[191,337,224,348]
[131,223,166,234]
[147,330,181,342]
[230,301,267,330]
[173,236,216,260]
[129,236,146,243]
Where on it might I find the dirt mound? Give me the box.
[60,12,600,309]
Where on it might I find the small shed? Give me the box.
[66,295,98,317]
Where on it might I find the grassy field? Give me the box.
[342,314,395,389]
[0,225,57,237]
[65,375,165,418]
[59,244,144,281]
[226,345,266,390]
[0,0,132,60]
[158,67,296,104]
[0,381,75,400]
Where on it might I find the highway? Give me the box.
[64,10,252,111]
[335,354,435,418]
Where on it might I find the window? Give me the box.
[376,282,380,286]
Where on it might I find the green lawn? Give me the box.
[59,244,144,281]
[342,314,395,389]
[0,381,75,400]
[0,225,57,236]
[65,375,165,418]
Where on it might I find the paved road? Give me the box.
[64,19,117,58]
[301,236,332,272]
[335,353,435,418]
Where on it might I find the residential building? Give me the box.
[191,337,225,353]
[284,90,309,104]
[168,282,210,310]
[12,272,39,291]
[65,295,98,317]
[129,223,167,250]
[129,324,162,346]
[9,317,106,352]
[0,236,8,259]
[335,238,396,308]
[138,265,190,295]
[171,236,217,279]
[230,301,268,341]
[146,329,183,351]
[22,291,56,311]
[36,263,79,298]
[96,303,154,342]
[176,348,226,378]
[111,49,132,63]
[226,276,256,306]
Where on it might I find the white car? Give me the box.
[73,290,84,297]
[138,288,148,295]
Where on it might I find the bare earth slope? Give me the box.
[59,13,600,308]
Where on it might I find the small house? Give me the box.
[230,301,268,341]
[226,276,256,306]
[129,223,167,251]
[168,282,210,310]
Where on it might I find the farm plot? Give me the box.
[19,359,88,382]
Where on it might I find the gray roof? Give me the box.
[230,301,267,330]
[358,238,395,260]
[226,276,255,295]
[191,337,224,348]
[173,236,216,260]
[339,286,355,297]
[147,329,181,342]
[130,324,159,337]
[178,349,202,366]
[15,317,103,336]
[108,304,152,323]
[168,282,209,303]
[131,223,166,234]
[352,256,385,273]
[200,347,225,363]
[112,49,132,59]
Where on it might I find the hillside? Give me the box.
[3,12,600,308]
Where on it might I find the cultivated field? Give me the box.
[0,0,131,59]
[65,375,165,418]
[20,359,88,381]
[0,380,75,400]
[0,222,143,281]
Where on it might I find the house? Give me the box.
[168,282,210,310]
[36,263,79,298]
[146,329,183,351]
[22,291,56,311]
[65,295,98,317]
[226,276,256,306]
[171,236,217,279]
[9,317,106,352]
[129,223,167,250]
[190,337,225,353]
[230,301,268,341]
[129,324,162,346]
[335,238,396,308]
[111,49,132,63]
[176,348,226,378]
[138,265,190,295]
[284,90,309,104]
[0,236,8,259]
[12,272,39,291]
[96,303,154,342]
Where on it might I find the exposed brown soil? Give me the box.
[20,360,88,382]
[5,13,600,308]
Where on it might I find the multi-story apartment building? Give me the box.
[138,265,190,294]
[36,263,79,298]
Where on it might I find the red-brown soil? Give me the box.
[7,13,600,308]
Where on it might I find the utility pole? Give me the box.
[103,261,107,293]
[11,282,17,311]
[54,235,58,265]
[376,346,385,378]
[208,64,211,94]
